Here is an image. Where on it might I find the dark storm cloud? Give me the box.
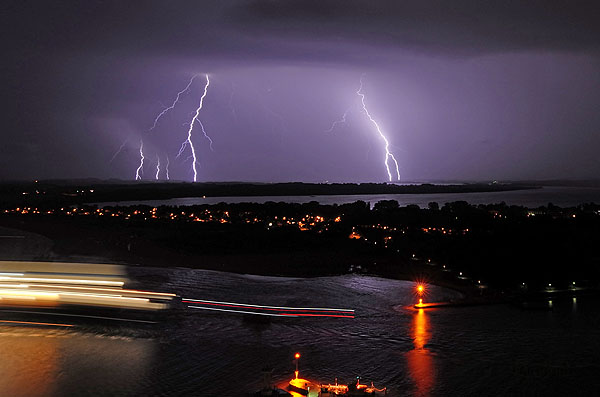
[234,0,600,55]
[7,1,600,61]
[3,1,600,182]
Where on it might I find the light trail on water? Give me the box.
[183,298,355,318]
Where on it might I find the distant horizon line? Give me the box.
[2,178,600,187]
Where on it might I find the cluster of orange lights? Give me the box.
[287,352,386,395]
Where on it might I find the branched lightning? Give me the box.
[326,106,352,133]
[135,139,145,180]
[149,75,197,132]
[178,74,211,182]
[356,75,400,181]
[110,137,129,164]
[196,119,214,151]
[176,141,187,158]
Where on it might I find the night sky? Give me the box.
[4,1,600,182]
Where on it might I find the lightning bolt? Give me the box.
[165,155,170,180]
[110,137,129,164]
[326,106,352,133]
[155,154,161,180]
[196,119,214,151]
[177,74,211,182]
[149,75,197,132]
[357,75,400,182]
[135,139,145,180]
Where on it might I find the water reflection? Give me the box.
[406,309,434,396]
[0,327,155,397]
[0,330,58,397]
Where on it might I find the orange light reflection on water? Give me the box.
[0,331,58,397]
[406,308,434,396]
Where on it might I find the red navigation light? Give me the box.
[417,284,425,294]
[295,353,300,359]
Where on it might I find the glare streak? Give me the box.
[0,276,124,286]
[182,298,354,312]
[189,305,297,317]
[188,305,353,318]
[27,284,176,297]
[357,75,400,181]
[190,301,354,314]
[0,309,157,324]
[0,319,73,327]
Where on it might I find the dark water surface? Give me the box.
[96,186,600,208]
[1,270,599,396]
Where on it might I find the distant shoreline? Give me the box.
[1,181,538,207]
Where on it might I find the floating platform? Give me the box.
[412,299,505,309]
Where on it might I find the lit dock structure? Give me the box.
[281,353,386,396]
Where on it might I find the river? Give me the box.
[95,186,600,208]
[1,269,598,396]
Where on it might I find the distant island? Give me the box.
[0,180,538,207]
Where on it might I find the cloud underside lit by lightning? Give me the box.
[177,74,212,182]
[357,76,400,182]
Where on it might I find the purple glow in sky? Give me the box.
[3,1,600,182]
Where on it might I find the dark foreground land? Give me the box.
[1,196,599,295]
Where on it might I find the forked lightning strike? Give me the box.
[357,75,400,181]
[165,155,170,180]
[135,139,145,180]
[177,74,212,182]
[149,75,197,132]
[196,119,214,151]
[155,155,161,180]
